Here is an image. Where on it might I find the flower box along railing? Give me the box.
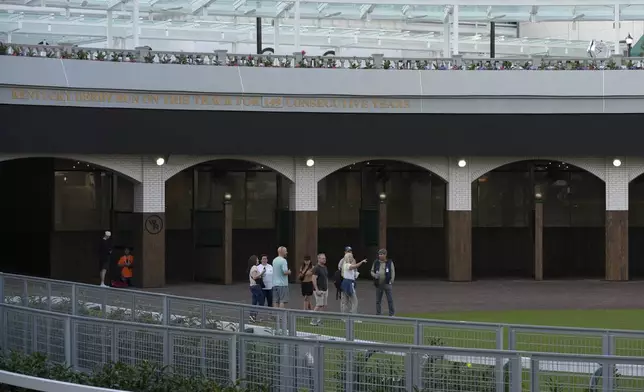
[2,42,644,70]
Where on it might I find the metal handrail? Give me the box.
[3,271,644,338]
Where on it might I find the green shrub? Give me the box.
[0,351,270,392]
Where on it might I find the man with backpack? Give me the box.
[371,248,396,316]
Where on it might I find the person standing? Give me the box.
[272,246,291,308]
[117,247,134,287]
[371,248,396,316]
[338,246,353,270]
[248,255,264,322]
[99,231,112,287]
[340,253,367,314]
[310,253,329,326]
[299,255,314,310]
[257,254,273,307]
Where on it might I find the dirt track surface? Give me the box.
[146,279,644,314]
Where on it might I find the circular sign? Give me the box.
[145,215,164,235]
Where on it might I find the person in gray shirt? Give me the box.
[311,253,329,326]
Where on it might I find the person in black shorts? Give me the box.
[298,255,314,310]
[99,231,113,287]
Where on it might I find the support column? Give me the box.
[133,159,165,288]
[378,193,387,250]
[290,160,318,278]
[614,4,620,56]
[534,188,544,281]
[293,0,301,51]
[446,158,471,281]
[132,0,140,48]
[223,195,233,285]
[452,5,459,55]
[274,18,280,54]
[606,158,629,281]
[107,10,113,48]
[443,18,451,57]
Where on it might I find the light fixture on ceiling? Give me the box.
[613,158,622,167]
[224,192,232,201]
[306,158,315,167]
[457,159,467,168]
[156,155,169,166]
[379,192,387,201]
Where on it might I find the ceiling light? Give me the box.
[457,159,467,168]
[306,158,315,167]
[156,157,165,166]
[613,159,622,167]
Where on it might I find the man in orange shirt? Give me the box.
[117,248,134,286]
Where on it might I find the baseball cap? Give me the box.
[344,246,353,252]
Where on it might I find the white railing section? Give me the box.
[3,43,644,70]
[0,370,128,392]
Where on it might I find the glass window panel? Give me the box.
[165,170,193,230]
[569,172,604,227]
[318,171,360,228]
[475,171,530,227]
[541,172,572,227]
[430,180,446,227]
[54,171,111,231]
[630,177,644,226]
[246,172,277,229]
[114,175,134,212]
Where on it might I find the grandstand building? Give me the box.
[2,0,644,286]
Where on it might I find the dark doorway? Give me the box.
[472,160,605,279]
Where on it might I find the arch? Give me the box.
[470,157,606,183]
[0,154,142,183]
[627,157,644,182]
[314,157,449,183]
[163,155,295,182]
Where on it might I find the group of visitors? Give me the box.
[248,245,396,323]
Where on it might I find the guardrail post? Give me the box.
[22,280,28,307]
[372,53,384,69]
[0,303,5,354]
[71,284,77,315]
[280,339,293,392]
[602,361,614,392]
[510,355,522,392]
[101,289,107,318]
[239,335,247,388]
[0,273,5,304]
[494,326,505,392]
[530,358,540,392]
[404,348,414,390]
[162,296,169,325]
[47,282,52,311]
[602,333,613,355]
[31,315,38,353]
[312,343,323,392]
[287,311,296,337]
[64,317,72,367]
[508,327,517,350]
[162,329,170,367]
[413,320,422,345]
[345,347,354,392]
[131,294,136,322]
[229,335,237,384]
[346,318,354,341]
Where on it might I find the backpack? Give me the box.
[333,269,344,300]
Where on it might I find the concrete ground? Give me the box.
[146,279,644,315]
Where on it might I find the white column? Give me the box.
[294,0,301,51]
[134,159,165,214]
[107,10,113,49]
[274,18,280,54]
[443,17,451,57]
[231,42,238,53]
[291,160,318,211]
[614,4,621,55]
[447,157,471,211]
[132,0,140,48]
[606,157,628,211]
[452,5,459,55]
[6,32,11,44]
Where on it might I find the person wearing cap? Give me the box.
[371,248,396,316]
[99,231,113,287]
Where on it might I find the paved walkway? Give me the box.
[147,279,644,314]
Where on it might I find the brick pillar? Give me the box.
[133,160,166,288]
[290,160,318,279]
[446,159,472,282]
[605,158,628,281]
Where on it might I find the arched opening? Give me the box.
[318,160,446,278]
[0,157,136,283]
[472,160,605,279]
[165,159,293,283]
[629,175,644,278]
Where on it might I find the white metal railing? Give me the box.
[3,303,644,392]
[0,370,128,392]
[4,272,644,360]
[2,43,644,70]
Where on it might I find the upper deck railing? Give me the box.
[3,43,644,70]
